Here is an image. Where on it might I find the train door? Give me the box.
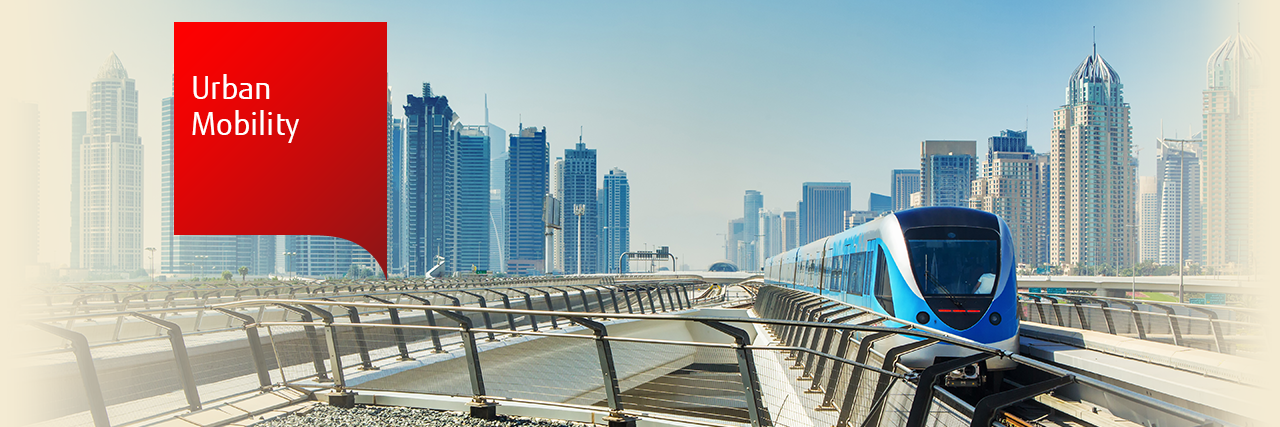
[873,243,895,317]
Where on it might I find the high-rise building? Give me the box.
[81,53,143,271]
[602,168,630,273]
[1157,138,1202,266]
[920,140,977,208]
[1049,45,1136,269]
[1138,176,1160,263]
[403,83,454,276]
[506,127,549,274]
[759,210,782,263]
[726,218,744,265]
[387,87,408,276]
[161,88,234,276]
[845,210,878,229]
[563,140,598,274]
[781,211,798,251]
[1202,30,1260,273]
[596,188,606,273]
[70,111,85,269]
[969,130,1040,266]
[890,169,920,212]
[487,106,506,273]
[451,125,491,273]
[799,182,851,244]
[550,157,565,273]
[1035,153,1051,266]
[742,190,763,271]
[868,193,891,213]
[285,235,373,278]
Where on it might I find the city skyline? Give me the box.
[3,1,1258,271]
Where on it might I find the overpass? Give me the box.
[16,274,1264,427]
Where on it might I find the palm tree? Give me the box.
[238,266,249,281]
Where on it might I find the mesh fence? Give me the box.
[265,324,332,385]
[476,335,603,405]
[611,341,750,424]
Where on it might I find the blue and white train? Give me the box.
[763,207,1018,383]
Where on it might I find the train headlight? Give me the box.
[989,311,1002,326]
[916,311,930,324]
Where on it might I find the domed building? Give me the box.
[707,260,738,272]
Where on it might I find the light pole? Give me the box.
[145,247,156,281]
[574,204,585,274]
[281,251,297,280]
[194,255,208,279]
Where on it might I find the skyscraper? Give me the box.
[726,218,744,267]
[602,168,630,273]
[451,125,491,273]
[781,211,798,251]
[1138,176,1160,263]
[550,157,565,273]
[563,140,598,274]
[506,127,549,274]
[1202,30,1261,273]
[70,111,85,269]
[969,130,1039,266]
[161,87,234,276]
[404,83,454,276]
[920,140,977,208]
[487,105,507,273]
[742,190,763,271]
[759,210,782,265]
[1049,45,1136,270]
[387,88,408,276]
[1035,153,1051,266]
[890,169,920,212]
[868,193,891,213]
[1157,138,1202,266]
[81,53,143,271]
[799,182,851,244]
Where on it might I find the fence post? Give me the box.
[434,309,495,419]
[1186,305,1227,353]
[509,289,539,331]
[458,291,497,341]
[863,339,938,427]
[535,288,561,329]
[320,299,376,370]
[568,317,636,427]
[275,304,331,382]
[834,329,900,427]
[903,353,993,427]
[27,322,110,427]
[130,312,202,411]
[609,288,621,314]
[213,307,273,389]
[1147,303,1184,346]
[486,290,518,333]
[364,296,413,360]
[400,293,445,353]
[698,320,773,427]
[803,311,859,391]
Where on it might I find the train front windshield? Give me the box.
[906,227,1000,296]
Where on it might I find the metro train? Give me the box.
[763,207,1018,386]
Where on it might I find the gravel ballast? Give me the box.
[250,404,594,427]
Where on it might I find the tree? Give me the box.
[222,270,233,281]
[346,264,360,279]
[238,266,249,281]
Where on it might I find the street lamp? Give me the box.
[145,247,156,281]
[194,255,208,279]
[281,251,297,280]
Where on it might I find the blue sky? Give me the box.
[0,0,1252,269]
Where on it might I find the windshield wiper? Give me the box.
[923,270,964,309]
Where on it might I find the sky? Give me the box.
[0,0,1258,271]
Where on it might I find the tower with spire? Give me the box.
[79,53,144,271]
[1201,25,1261,273]
[1048,37,1136,272]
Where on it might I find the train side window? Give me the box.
[848,253,863,295]
[874,249,895,317]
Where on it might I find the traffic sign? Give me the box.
[1206,293,1226,305]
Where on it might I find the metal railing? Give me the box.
[1016,292,1263,355]
[24,281,1240,427]
[753,286,1237,427]
[22,279,713,427]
